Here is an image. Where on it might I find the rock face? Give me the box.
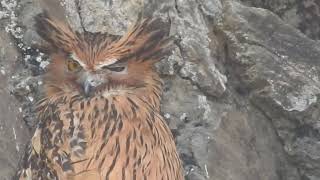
[241,0,320,40]
[0,31,30,180]
[1,0,320,179]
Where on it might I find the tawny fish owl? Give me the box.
[17,11,184,180]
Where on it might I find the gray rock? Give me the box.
[240,0,320,40]
[0,30,30,180]
[221,1,320,178]
[172,0,227,97]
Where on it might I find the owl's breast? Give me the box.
[42,94,183,179]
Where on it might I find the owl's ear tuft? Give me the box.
[110,17,174,63]
[34,11,76,53]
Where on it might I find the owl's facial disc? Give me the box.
[74,62,128,97]
[66,53,129,97]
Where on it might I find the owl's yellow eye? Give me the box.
[67,59,82,72]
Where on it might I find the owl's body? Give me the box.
[18,12,184,180]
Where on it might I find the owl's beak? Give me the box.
[82,74,104,97]
[84,81,93,96]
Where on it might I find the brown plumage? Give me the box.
[18,12,184,180]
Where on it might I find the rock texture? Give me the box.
[221,2,320,179]
[0,30,30,180]
[1,0,320,179]
[240,0,320,40]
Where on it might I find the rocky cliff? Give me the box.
[1,0,320,179]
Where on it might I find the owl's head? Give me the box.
[34,12,173,98]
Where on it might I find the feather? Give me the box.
[34,11,76,52]
[105,17,174,63]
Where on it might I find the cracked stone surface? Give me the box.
[1,0,320,179]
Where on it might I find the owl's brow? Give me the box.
[70,53,87,68]
[96,58,124,69]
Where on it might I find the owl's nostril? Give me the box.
[89,79,101,87]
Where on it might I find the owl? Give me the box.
[17,11,184,180]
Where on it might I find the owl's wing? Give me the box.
[17,104,59,180]
[18,97,103,180]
